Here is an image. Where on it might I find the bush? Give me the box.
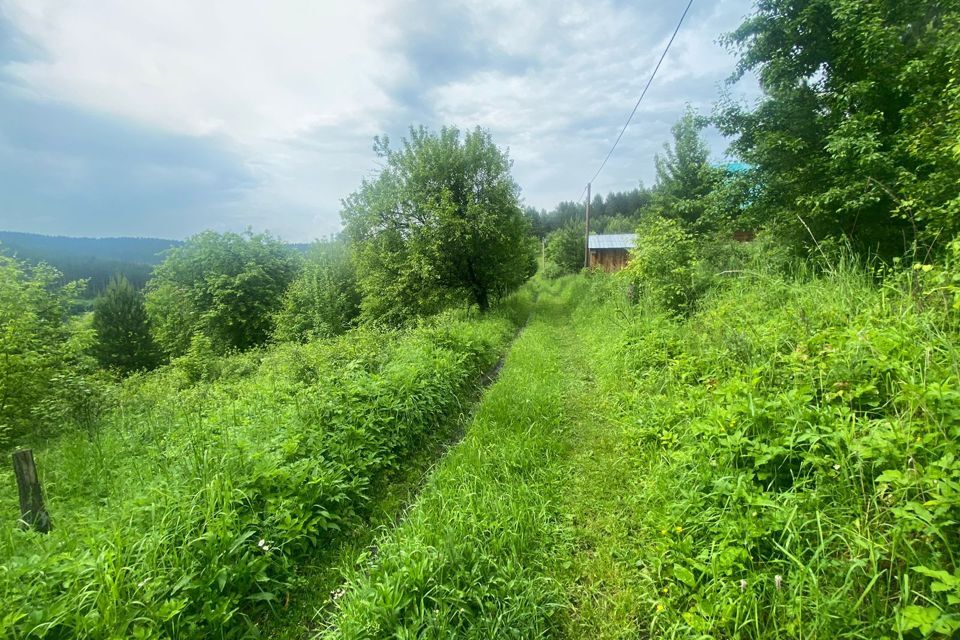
[273,241,360,342]
[0,255,96,445]
[544,219,584,275]
[620,216,700,314]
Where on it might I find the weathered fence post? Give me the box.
[12,449,52,533]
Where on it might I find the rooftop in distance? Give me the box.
[588,233,636,250]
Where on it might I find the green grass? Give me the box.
[320,257,960,638]
[320,276,589,638]
[5,249,959,638]
[0,298,529,638]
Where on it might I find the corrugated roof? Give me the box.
[589,233,636,250]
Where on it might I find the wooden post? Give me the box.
[584,182,591,269]
[12,449,52,533]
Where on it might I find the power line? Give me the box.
[580,0,695,201]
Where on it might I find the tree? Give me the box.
[0,254,95,444]
[545,220,585,275]
[651,107,722,231]
[146,231,300,357]
[92,275,160,373]
[274,241,361,342]
[342,126,536,323]
[718,0,960,252]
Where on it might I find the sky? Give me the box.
[0,0,759,242]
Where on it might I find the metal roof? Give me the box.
[589,233,636,250]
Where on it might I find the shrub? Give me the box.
[544,219,584,275]
[273,241,360,342]
[0,255,96,445]
[621,216,700,314]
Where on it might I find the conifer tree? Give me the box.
[92,275,160,373]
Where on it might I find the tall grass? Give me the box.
[323,277,587,638]
[563,245,960,637]
[0,302,523,638]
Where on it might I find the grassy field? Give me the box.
[0,291,532,638]
[319,260,960,638]
[4,256,959,638]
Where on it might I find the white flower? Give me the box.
[739,579,747,591]
[258,539,266,548]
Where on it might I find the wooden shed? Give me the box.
[588,233,636,272]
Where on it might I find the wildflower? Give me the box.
[833,463,840,471]
[258,539,266,548]
[656,603,665,612]
[674,526,683,533]
[661,587,669,594]
[660,528,668,536]
[739,579,747,592]
[774,575,783,591]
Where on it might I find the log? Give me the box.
[12,449,52,533]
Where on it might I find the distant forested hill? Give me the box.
[0,231,313,299]
[0,231,182,295]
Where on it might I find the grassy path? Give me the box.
[311,277,664,637]
[315,277,588,637]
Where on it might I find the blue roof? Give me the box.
[589,233,636,250]
[721,162,752,173]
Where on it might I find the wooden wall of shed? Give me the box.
[590,249,630,272]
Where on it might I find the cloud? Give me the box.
[0,0,758,239]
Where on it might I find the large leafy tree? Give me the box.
[342,126,536,323]
[146,231,300,357]
[92,275,161,373]
[651,107,722,232]
[718,0,960,252]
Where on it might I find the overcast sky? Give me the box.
[0,0,758,242]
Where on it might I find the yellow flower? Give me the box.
[656,603,665,613]
[674,526,683,533]
[660,528,668,536]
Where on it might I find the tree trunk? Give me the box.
[475,286,489,311]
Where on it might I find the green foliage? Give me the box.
[535,188,652,238]
[92,275,161,373]
[273,241,360,343]
[324,278,581,638]
[0,255,96,445]
[343,126,536,323]
[719,0,960,251]
[621,216,700,314]
[0,300,522,638]
[544,219,584,276]
[561,249,960,637]
[651,107,722,232]
[146,230,300,357]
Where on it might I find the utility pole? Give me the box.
[584,182,591,269]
